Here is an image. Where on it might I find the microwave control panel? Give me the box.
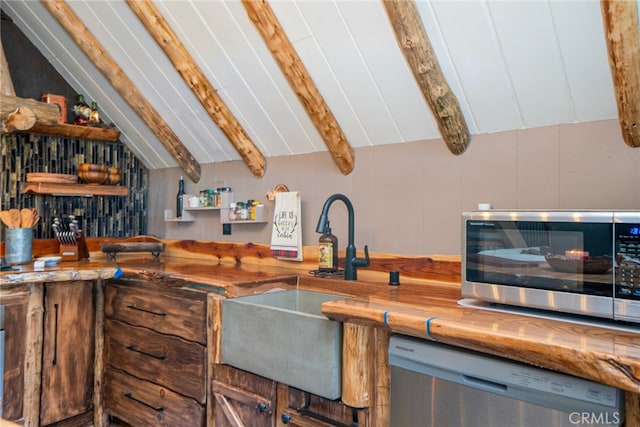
[615,222,640,298]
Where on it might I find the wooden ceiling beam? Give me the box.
[127,0,266,178]
[40,0,202,183]
[242,0,355,175]
[383,0,470,155]
[0,38,16,97]
[601,0,640,148]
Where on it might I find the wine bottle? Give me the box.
[176,176,185,218]
[89,101,100,125]
[73,94,91,126]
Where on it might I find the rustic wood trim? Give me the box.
[93,280,108,427]
[40,0,202,183]
[342,323,375,408]
[626,392,640,427]
[1,94,59,133]
[601,0,640,148]
[207,294,222,426]
[22,283,44,427]
[0,38,15,97]
[242,0,356,175]
[373,327,391,426]
[126,0,267,178]
[383,0,470,155]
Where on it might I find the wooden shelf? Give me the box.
[28,123,120,141]
[22,182,129,197]
[164,209,194,222]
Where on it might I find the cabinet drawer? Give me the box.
[105,318,206,402]
[104,367,204,427]
[105,281,206,343]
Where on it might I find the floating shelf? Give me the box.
[28,123,120,141]
[22,182,129,197]
[164,209,194,222]
[184,206,223,211]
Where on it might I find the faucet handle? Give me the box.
[352,244,370,267]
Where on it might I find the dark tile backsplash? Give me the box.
[1,132,148,239]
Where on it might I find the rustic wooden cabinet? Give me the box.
[102,280,207,426]
[1,281,96,426]
[212,365,369,427]
[212,364,277,426]
[277,384,369,427]
[40,281,96,425]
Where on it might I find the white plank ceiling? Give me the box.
[2,0,636,175]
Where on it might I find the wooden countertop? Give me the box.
[2,253,639,397]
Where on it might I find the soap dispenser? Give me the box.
[318,221,338,272]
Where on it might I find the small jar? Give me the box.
[236,202,249,220]
[206,189,215,207]
[228,202,237,221]
[199,190,207,207]
[217,187,232,206]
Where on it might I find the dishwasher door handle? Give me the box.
[461,374,508,394]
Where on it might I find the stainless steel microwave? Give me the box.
[462,210,640,323]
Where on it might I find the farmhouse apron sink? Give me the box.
[221,289,343,399]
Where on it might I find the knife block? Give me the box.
[59,231,89,261]
[59,243,79,262]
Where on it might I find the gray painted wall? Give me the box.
[148,119,640,256]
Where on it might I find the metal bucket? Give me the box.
[5,228,33,265]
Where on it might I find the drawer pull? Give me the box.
[126,304,166,317]
[124,392,164,412]
[52,303,59,365]
[126,344,167,361]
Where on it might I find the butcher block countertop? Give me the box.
[2,247,640,401]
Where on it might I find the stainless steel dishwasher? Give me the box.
[389,335,624,427]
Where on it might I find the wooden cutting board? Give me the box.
[26,173,78,184]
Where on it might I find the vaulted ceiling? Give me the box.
[2,0,639,182]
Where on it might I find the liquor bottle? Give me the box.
[176,176,185,218]
[318,221,338,272]
[89,101,100,125]
[73,94,91,126]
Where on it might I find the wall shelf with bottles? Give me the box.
[220,204,269,224]
[166,192,269,224]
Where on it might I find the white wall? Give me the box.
[148,119,640,256]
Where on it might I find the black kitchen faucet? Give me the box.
[316,193,370,280]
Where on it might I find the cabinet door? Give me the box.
[212,365,276,427]
[40,281,95,425]
[278,386,369,427]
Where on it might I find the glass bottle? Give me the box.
[318,221,339,272]
[176,176,185,218]
[89,101,100,125]
[73,94,91,126]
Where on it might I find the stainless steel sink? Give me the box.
[221,289,343,399]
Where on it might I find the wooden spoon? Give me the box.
[21,208,33,228]
[0,210,13,228]
[9,209,21,228]
[32,209,40,228]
